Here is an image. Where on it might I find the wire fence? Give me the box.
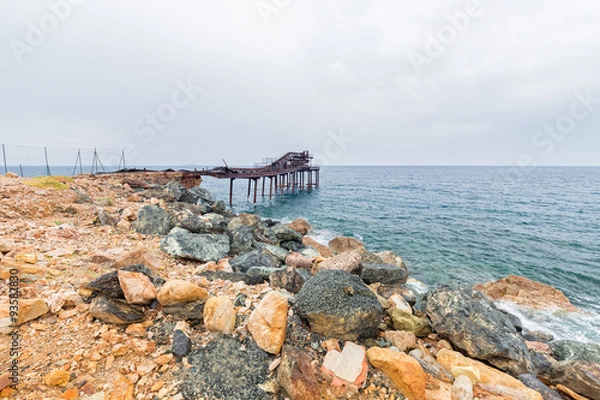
[1,144,127,177]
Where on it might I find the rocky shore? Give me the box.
[0,174,599,400]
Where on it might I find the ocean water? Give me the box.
[13,165,600,342]
[201,166,600,343]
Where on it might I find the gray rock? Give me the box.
[229,250,279,273]
[519,374,566,400]
[280,240,307,252]
[409,349,454,383]
[530,350,557,384]
[270,223,303,243]
[501,310,523,333]
[377,284,417,305]
[255,243,289,262]
[89,295,145,325]
[294,269,383,341]
[228,226,254,255]
[426,286,533,376]
[199,270,265,285]
[133,205,172,235]
[300,247,320,259]
[178,335,273,400]
[166,180,184,201]
[162,300,206,320]
[73,188,92,203]
[246,266,282,279]
[175,211,224,234]
[551,360,600,400]
[97,209,118,226]
[522,331,554,343]
[269,266,312,294]
[360,263,409,285]
[172,329,192,357]
[160,230,230,262]
[189,186,216,204]
[551,340,600,364]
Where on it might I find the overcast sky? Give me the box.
[1,0,599,166]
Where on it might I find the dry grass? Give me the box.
[25,176,72,190]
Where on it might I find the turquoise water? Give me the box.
[15,165,600,341]
[201,166,600,342]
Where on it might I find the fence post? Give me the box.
[44,146,52,176]
[2,144,7,174]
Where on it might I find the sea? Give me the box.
[11,165,600,343]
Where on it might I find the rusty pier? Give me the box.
[201,151,320,205]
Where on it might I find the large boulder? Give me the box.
[328,236,364,254]
[295,269,383,341]
[550,340,600,364]
[228,226,254,255]
[189,186,216,204]
[229,250,279,273]
[270,224,303,243]
[246,291,288,354]
[550,360,600,400]
[426,286,533,375]
[132,205,172,235]
[474,275,578,312]
[286,218,311,235]
[160,229,230,262]
[360,263,408,285]
[270,266,312,294]
[317,251,361,273]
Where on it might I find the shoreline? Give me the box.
[0,174,599,399]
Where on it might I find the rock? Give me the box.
[246,266,281,279]
[519,374,565,400]
[16,299,49,324]
[86,264,163,299]
[280,240,307,252]
[179,335,272,400]
[409,348,455,383]
[474,275,578,312]
[247,291,288,354]
[452,375,474,400]
[229,250,279,273]
[270,223,303,243]
[111,248,160,270]
[132,205,171,235]
[367,346,427,400]
[204,296,236,334]
[530,350,558,383]
[166,180,184,201]
[125,323,146,337]
[388,294,413,314]
[300,247,320,259]
[118,270,156,305]
[90,295,145,325]
[384,330,417,352]
[157,280,209,306]
[450,366,480,383]
[14,252,37,264]
[176,211,222,234]
[155,353,174,365]
[189,186,216,204]
[317,251,361,273]
[378,284,417,304]
[227,213,261,231]
[328,236,364,254]
[228,226,254,255]
[426,286,532,375]
[0,240,13,254]
[437,349,543,400]
[160,230,230,262]
[269,266,311,294]
[295,269,383,341]
[375,250,407,268]
[321,341,368,390]
[109,374,134,400]
[361,263,409,285]
[387,309,432,337]
[302,236,334,257]
[286,218,311,235]
[256,243,289,262]
[284,252,313,269]
[556,384,590,400]
[163,300,206,320]
[526,341,551,354]
[172,328,192,357]
[278,345,320,400]
[199,270,265,285]
[501,309,523,333]
[522,330,554,343]
[43,369,70,387]
[551,340,600,364]
[551,360,600,400]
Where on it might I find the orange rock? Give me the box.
[61,388,79,399]
[246,291,288,354]
[0,299,49,325]
[367,347,426,400]
[0,387,16,398]
[437,349,543,400]
[156,280,209,306]
[109,374,134,400]
[125,323,146,338]
[112,247,159,270]
[118,270,156,305]
[154,354,174,365]
[286,218,311,235]
[328,236,364,254]
[384,330,417,352]
[43,369,70,387]
[302,236,334,258]
[203,296,236,334]
[473,275,578,312]
[14,252,37,264]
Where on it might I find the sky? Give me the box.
[1,0,599,167]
